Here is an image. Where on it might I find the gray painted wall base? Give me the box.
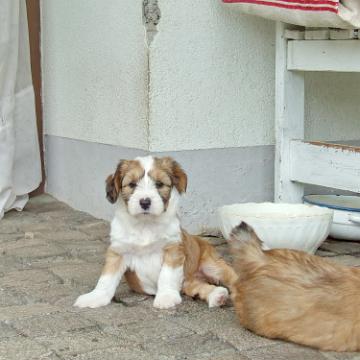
[45,135,275,234]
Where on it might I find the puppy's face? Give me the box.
[106,156,187,217]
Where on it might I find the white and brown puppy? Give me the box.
[74,156,237,309]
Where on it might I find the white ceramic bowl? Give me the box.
[304,195,360,241]
[218,203,334,254]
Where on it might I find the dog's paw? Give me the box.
[208,286,229,308]
[153,290,182,309]
[74,290,111,308]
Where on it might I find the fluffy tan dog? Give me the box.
[229,222,360,352]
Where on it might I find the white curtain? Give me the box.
[0,0,41,219]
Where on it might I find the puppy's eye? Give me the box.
[155,181,164,189]
[128,182,137,189]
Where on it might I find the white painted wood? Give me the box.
[276,24,360,201]
[290,141,360,193]
[275,22,305,203]
[305,28,330,40]
[288,40,360,72]
[285,29,305,40]
[329,28,358,40]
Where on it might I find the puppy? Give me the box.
[74,156,237,309]
[229,222,360,352]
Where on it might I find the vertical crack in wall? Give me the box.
[143,0,161,46]
[143,0,161,150]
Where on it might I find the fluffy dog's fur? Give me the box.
[74,156,237,309]
[229,222,360,352]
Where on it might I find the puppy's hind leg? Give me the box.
[199,247,238,292]
[183,278,229,308]
[200,224,264,294]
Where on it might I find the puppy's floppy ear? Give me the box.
[106,174,118,204]
[171,160,187,193]
[105,160,128,204]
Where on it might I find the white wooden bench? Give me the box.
[275,23,360,203]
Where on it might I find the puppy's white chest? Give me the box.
[110,216,181,254]
[110,212,182,295]
[112,230,179,255]
[126,252,163,295]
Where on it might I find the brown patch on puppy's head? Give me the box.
[153,157,187,194]
[105,160,144,204]
[148,157,187,209]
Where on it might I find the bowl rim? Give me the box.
[304,194,360,213]
[218,202,333,219]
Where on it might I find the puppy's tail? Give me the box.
[228,222,267,277]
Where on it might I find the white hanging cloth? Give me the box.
[222,0,360,28]
[0,0,41,219]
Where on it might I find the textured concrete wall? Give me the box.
[149,0,276,151]
[148,1,360,151]
[45,136,147,222]
[41,0,149,150]
[45,135,274,233]
[157,145,275,232]
[42,0,360,152]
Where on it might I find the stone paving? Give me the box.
[1,195,360,359]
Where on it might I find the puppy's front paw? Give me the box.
[153,290,182,309]
[74,290,111,309]
[208,286,229,308]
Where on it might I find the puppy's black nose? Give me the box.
[140,198,151,210]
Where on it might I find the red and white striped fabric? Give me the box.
[223,0,360,28]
